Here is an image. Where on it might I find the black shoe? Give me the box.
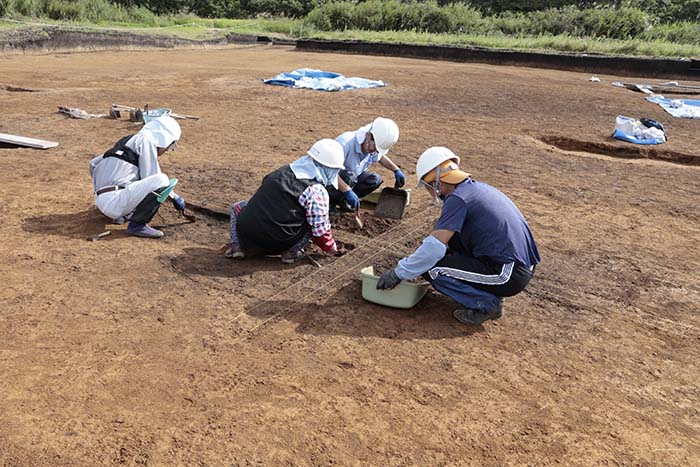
[453,301,503,326]
[281,249,304,264]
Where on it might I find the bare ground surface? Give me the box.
[1,44,699,466]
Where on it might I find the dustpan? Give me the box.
[374,187,409,219]
[362,188,410,205]
[156,178,178,203]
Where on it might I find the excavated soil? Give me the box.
[1,44,699,466]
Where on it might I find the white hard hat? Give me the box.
[415,147,461,187]
[370,117,399,156]
[307,139,345,169]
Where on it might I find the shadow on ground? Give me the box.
[258,282,485,340]
[22,209,119,240]
[166,246,303,278]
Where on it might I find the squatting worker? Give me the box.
[225,139,347,264]
[327,117,406,212]
[376,147,540,326]
[88,116,186,238]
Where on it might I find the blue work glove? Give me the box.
[377,269,401,290]
[342,190,360,210]
[394,169,406,188]
[172,195,186,211]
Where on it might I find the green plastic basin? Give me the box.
[360,266,429,309]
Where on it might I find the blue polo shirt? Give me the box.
[335,124,382,177]
[435,179,540,268]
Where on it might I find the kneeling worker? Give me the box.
[225,139,345,263]
[377,147,540,325]
[89,116,185,238]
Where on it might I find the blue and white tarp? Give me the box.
[646,96,700,118]
[263,68,386,92]
[612,115,666,145]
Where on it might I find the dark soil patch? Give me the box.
[0,85,37,92]
[332,211,401,237]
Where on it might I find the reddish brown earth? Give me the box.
[1,44,699,466]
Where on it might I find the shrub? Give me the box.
[643,21,700,45]
[78,0,128,22]
[46,0,83,20]
[420,6,453,33]
[446,3,490,34]
[190,0,240,18]
[306,1,353,30]
[576,7,650,39]
[11,0,42,16]
[127,4,158,23]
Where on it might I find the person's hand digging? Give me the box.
[342,190,360,210]
[394,169,407,188]
[377,269,401,290]
[172,195,186,211]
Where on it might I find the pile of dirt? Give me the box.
[332,211,400,236]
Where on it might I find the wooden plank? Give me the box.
[0,133,59,149]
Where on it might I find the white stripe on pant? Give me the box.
[428,261,514,285]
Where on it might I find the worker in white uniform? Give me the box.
[327,117,405,212]
[88,116,185,238]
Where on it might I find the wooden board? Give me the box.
[0,133,59,149]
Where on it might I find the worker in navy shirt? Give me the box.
[377,147,540,326]
[327,117,405,212]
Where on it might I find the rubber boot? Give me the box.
[127,221,164,238]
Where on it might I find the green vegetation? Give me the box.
[1,0,699,58]
[303,28,700,59]
[305,1,700,45]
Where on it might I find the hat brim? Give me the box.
[440,170,470,185]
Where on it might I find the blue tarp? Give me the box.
[646,96,700,118]
[612,128,665,145]
[263,68,386,92]
[612,115,666,145]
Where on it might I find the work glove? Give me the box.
[377,269,401,290]
[394,169,407,188]
[172,195,186,211]
[342,190,360,210]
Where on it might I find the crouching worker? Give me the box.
[225,139,346,263]
[327,117,405,212]
[88,116,185,238]
[376,147,540,326]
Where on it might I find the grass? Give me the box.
[1,16,698,59]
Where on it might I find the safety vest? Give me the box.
[103,134,139,166]
[237,165,315,253]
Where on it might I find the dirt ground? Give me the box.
[1,44,699,466]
